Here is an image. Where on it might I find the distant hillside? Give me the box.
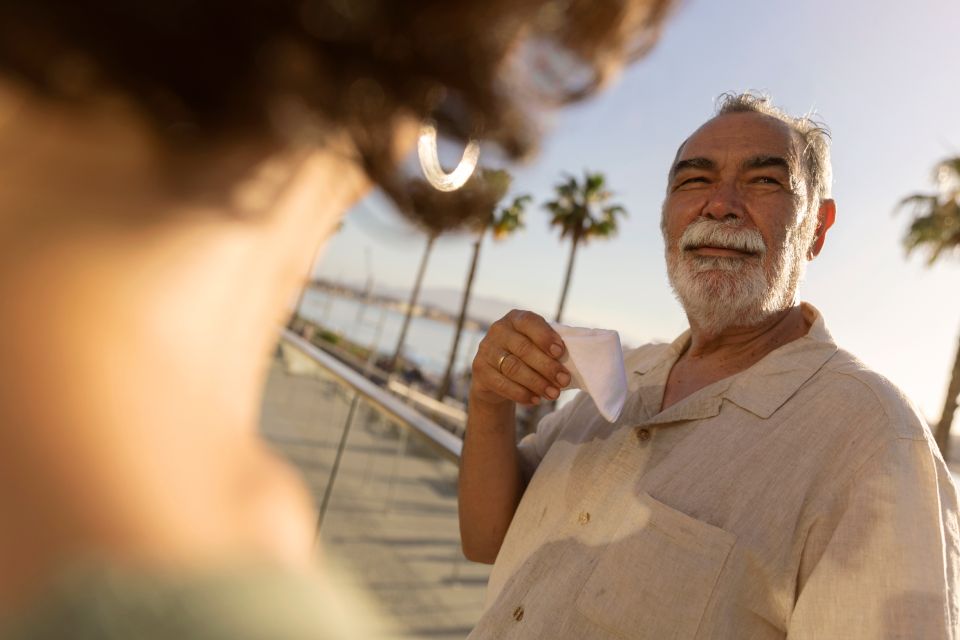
[316,278,540,329]
[414,288,539,326]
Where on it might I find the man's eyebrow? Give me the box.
[670,157,714,179]
[742,155,791,171]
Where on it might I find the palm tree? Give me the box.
[436,169,530,400]
[389,231,438,372]
[545,171,627,323]
[898,156,960,459]
[388,171,510,374]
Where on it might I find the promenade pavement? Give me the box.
[259,349,490,639]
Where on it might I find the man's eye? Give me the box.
[678,176,708,187]
[753,176,781,185]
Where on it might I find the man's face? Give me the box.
[661,112,818,333]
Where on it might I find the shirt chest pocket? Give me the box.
[575,492,736,640]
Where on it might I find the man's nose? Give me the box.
[701,181,743,222]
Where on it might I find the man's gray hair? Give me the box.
[715,92,833,204]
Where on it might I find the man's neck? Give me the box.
[661,304,811,412]
[685,304,810,362]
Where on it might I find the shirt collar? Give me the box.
[630,331,690,376]
[631,302,838,421]
[726,303,837,418]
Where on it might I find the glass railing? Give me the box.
[259,330,489,639]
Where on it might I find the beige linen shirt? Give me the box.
[469,303,960,639]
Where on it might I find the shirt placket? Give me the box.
[494,419,658,636]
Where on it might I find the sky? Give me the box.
[315,0,960,421]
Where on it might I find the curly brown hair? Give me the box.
[0,0,675,226]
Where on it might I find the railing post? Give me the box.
[383,425,410,513]
[315,390,362,536]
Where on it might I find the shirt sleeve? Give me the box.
[516,344,656,478]
[788,433,960,639]
[516,390,591,478]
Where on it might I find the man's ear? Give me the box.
[809,199,836,259]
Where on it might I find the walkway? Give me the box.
[259,352,489,639]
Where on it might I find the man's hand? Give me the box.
[460,309,571,563]
[471,309,571,407]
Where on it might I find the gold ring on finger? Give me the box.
[497,352,510,374]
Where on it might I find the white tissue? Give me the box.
[550,323,627,422]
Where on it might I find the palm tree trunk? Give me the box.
[287,251,323,331]
[287,282,310,332]
[554,232,581,324]
[437,231,484,400]
[390,233,436,372]
[527,231,581,435]
[935,326,960,461]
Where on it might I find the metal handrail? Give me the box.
[281,330,463,461]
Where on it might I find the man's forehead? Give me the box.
[676,112,799,162]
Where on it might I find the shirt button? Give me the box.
[578,511,591,525]
[513,606,525,621]
[635,427,652,442]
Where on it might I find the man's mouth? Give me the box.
[684,244,760,258]
[677,220,767,258]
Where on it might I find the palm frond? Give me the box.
[898,157,960,266]
[936,157,960,185]
[492,194,531,239]
[545,170,628,245]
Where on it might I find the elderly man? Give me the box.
[458,93,960,639]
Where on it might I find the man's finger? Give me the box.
[477,364,541,405]
[499,333,569,389]
[507,310,565,358]
[492,351,561,401]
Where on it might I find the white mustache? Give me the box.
[679,220,766,255]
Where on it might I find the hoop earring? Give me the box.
[417,121,480,192]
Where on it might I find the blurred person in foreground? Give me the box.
[0,0,676,637]
[460,93,960,638]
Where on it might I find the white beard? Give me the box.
[665,218,812,334]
